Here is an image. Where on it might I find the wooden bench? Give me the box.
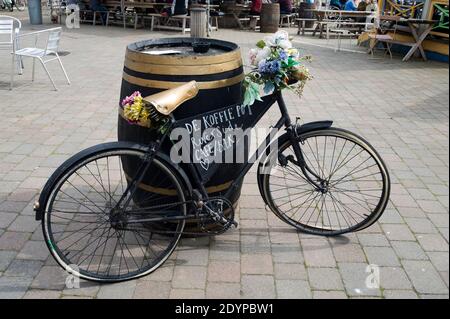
[144,14,190,34]
[79,10,111,26]
[280,14,295,27]
[296,18,316,35]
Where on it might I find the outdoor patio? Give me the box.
[0,9,448,299]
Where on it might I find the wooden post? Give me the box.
[191,7,207,38]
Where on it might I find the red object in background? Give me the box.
[250,0,262,14]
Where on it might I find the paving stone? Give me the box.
[241,275,276,299]
[379,267,412,290]
[208,260,240,283]
[364,247,401,266]
[143,265,174,282]
[206,282,241,299]
[383,290,418,299]
[0,213,18,229]
[22,289,62,299]
[133,281,171,299]
[276,280,312,299]
[405,218,438,234]
[274,263,307,280]
[0,231,30,251]
[417,234,449,252]
[339,263,382,297]
[427,252,449,272]
[62,281,100,297]
[417,200,447,214]
[31,266,68,291]
[6,215,38,233]
[428,214,449,228]
[241,254,274,275]
[240,233,271,254]
[172,266,207,289]
[312,290,348,299]
[0,251,17,272]
[332,243,366,263]
[97,281,137,299]
[271,244,304,263]
[4,259,43,278]
[176,247,209,266]
[169,288,206,299]
[382,224,416,241]
[301,238,336,267]
[0,201,29,213]
[391,241,428,260]
[357,233,390,247]
[419,294,450,299]
[402,260,448,294]
[308,267,344,290]
[209,240,240,261]
[17,240,50,261]
[0,276,33,299]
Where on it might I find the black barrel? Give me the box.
[299,2,316,28]
[118,38,245,232]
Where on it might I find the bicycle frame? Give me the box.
[115,90,328,213]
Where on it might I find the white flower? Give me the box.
[274,30,289,42]
[255,46,271,63]
[263,34,276,47]
[278,39,292,49]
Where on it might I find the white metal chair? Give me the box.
[14,27,70,90]
[0,15,23,90]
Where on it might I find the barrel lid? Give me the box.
[126,38,241,66]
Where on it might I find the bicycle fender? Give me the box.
[295,120,333,136]
[34,141,193,221]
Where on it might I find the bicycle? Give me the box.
[1,0,25,11]
[34,80,390,282]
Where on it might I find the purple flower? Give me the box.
[279,50,288,61]
[121,91,141,107]
[258,59,281,75]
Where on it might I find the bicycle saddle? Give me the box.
[143,80,199,116]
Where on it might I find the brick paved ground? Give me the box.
[0,11,448,299]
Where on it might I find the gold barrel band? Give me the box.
[125,173,233,195]
[125,48,242,66]
[122,72,244,90]
[124,58,243,76]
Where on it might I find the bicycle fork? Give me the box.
[284,126,328,193]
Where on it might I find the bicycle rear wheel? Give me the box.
[41,144,187,282]
[262,128,390,236]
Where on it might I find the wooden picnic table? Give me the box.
[379,16,437,62]
[311,9,375,38]
[221,3,251,29]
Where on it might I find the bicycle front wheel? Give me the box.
[262,128,390,236]
[41,144,187,282]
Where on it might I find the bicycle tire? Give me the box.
[41,142,187,282]
[261,128,390,236]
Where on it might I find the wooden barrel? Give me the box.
[260,3,280,33]
[119,38,245,233]
[298,2,316,28]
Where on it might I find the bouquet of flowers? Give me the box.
[243,30,312,106]
[122,91,150,125]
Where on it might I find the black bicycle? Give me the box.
[35,81,390,282]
